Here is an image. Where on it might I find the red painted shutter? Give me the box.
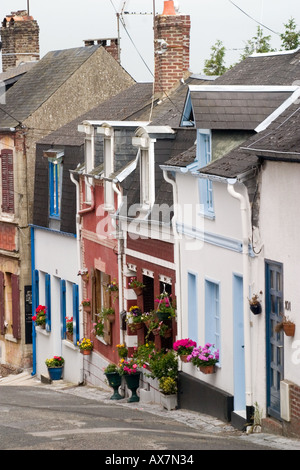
[0,271,4,335]
[11,274,21,339]
[1,149,14,213]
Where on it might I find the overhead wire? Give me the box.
[228,0,280,36]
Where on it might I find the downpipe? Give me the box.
[227,179,253,417]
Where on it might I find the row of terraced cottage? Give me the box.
[1,3,300,438]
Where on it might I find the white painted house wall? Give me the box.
[33,228,83,384]
[259,162,300,387]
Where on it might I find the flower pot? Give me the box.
[283,323,295,337]
[250,303,262,315]
[157,311,171,322]
[180,355,189,363]
[161,393,177,411]
[82,274,89,282]
[133,286,143,296]
[81,349,92,355]
[105,372,123,400]
[199,365,215,374]
[66,332,73,342]
[162,328,172,338]
[131,322,143,331]
[106,314,115,323]
[83,306,91,313]
[124,372,140,402]
[47,366,63,381]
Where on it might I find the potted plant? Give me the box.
[116,343,128,359]
[187,343,219,374]
[275,315,295,337]
[128,277,145,296]
[119,358,141,402]
[81,298,91,313]
[126,305,143,331]
[173,338,197,362]
[155,292,175,322]
[148,350,178,382]
[45,356,64,380]
[248,292,262,315]
[104,363,123,400]
[159,376,178,411]
[65,316,73,341]
[93,317,104,338]
[101,306,115,323]
[77,337,93,355]
[149,321,172,338]
[32,305,46,328]
[106,279,119,304]
[77,268,89,282]
[132,341,156,370]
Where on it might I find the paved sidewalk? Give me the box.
[1,370,300,450]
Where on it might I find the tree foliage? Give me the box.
[280,17,300,50]
[203,39,227,76]
[240,26,275,61]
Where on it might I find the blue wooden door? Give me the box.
[233,274,245,412]
[265,261,284,420]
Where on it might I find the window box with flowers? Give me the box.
[187,343,219,374]
[32,305,47,328]
[173,338,197,362]
[128,277,145,296]
[81,299,91,313]
[77,338,93,355]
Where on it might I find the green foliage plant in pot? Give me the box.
[104,363,123,400]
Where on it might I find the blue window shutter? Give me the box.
[60,280,66,339]
[72,284,80,345]
[205,279,220,354]
[188,272,198,345]
[33,269,39,311]
[198,130,214,217]
[45,274,51,331]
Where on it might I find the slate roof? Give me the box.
[199,101,300,179]
[215,48,300,86]
[0,45,101,128]
[39,82,154,147]
[190,86,294,130]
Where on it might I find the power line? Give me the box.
[228,0,280,36]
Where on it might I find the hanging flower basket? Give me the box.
[248,292,263,315]
[128,277,145,296]
[250,303,262,315]
[283,322,295,337]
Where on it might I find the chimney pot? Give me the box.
[162,1,176,16]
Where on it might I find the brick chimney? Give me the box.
[154,0,191,95]
[0,10,40,72]
[84,38,120,63]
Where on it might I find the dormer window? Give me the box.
[43,149,64,227]
[132,131,155,213]
[97,125,115,212]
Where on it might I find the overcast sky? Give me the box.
[0,0,300,80]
